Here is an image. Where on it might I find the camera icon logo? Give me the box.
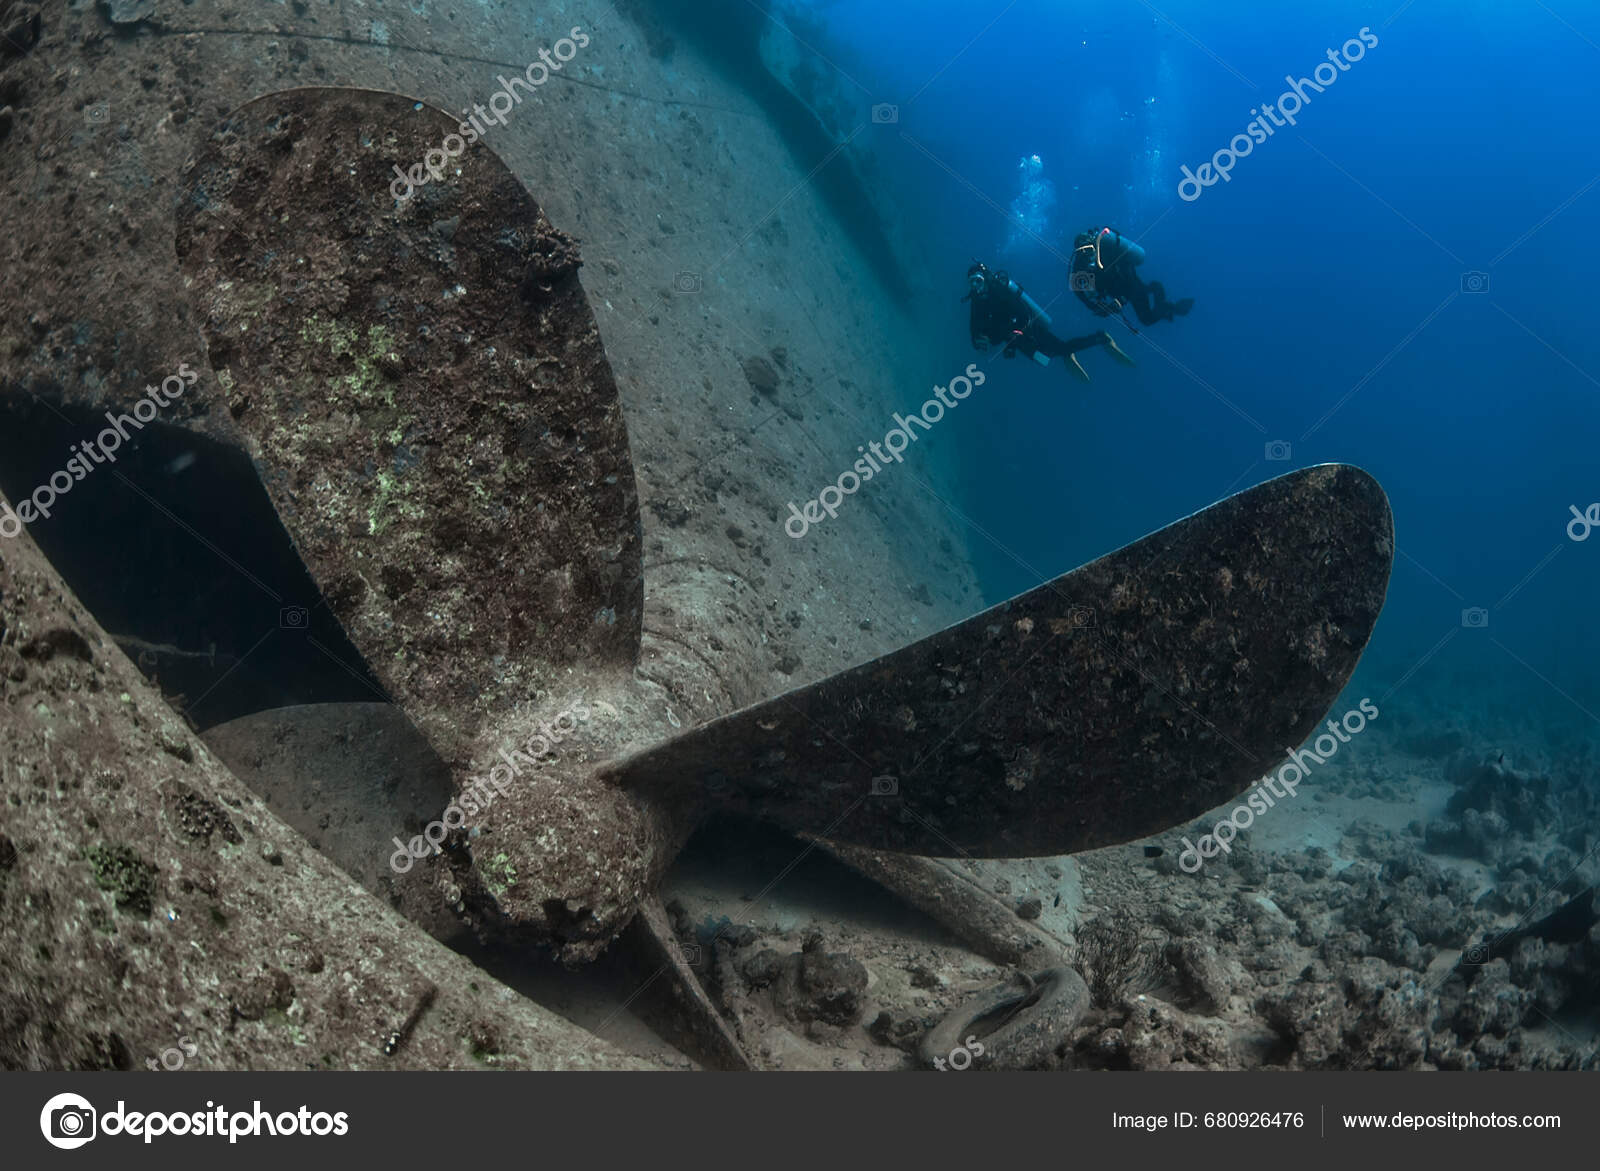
[870,775,898,797]
[673,271,702,294]
[871,103,899,124]
[1264,440,1292,461]
[676,941,703,966]
[280,605,310,630]
[1461,607,1489,628]
[40,1092,97,1149]
[1460,271,1490,294]
[1067,605,1095,630]
[83,102,110,127]
[1069,271,1095,294]
[1462,941,1491,965]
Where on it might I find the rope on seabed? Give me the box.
[139,24,760,119]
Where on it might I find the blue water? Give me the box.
[797,0,1600,738]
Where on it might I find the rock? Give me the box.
[740,949,784,988]
[763,941,867,1027]
[97,0,155,29]
[1118,996,1231,1070]
[1258,972,1432,1070]
[649,497,691,527]
[1016,895,1043,920]
[741,355,780,396]
[867,1010,920,1053]
[1443,755,1559,837]
[1450,959,1531,1038]
[797,941,868,1026]
[1472,1032,1509,1068]
[1425,808,1511,863]
[705,918,757,950]
[1164,939,1232,1013]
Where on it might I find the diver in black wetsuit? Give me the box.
[964,262,1134,382]
[1070,226,1194,328]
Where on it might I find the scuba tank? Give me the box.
[1094,226,1146,270]
[1071,228,1143,325]
[967,261,1052,364]
[1003,277,1052,330]
[997,274,1052,365]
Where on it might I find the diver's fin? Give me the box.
[1065,353,1090,383]
[1173,298,1195,317]
[1101,332,1136,368]
[605,465,1392,857]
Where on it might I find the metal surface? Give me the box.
[607,464,1393,857]
[201,701,464,942]
[175,87,644,764]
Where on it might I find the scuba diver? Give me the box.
[964,261,1135,383]
[1070,226,1194,328]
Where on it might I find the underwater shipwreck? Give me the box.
[3,78,1394,1071]
[1,2,1597,1080]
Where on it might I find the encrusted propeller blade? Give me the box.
[606,464,1392,857]
[174,87,643,762]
